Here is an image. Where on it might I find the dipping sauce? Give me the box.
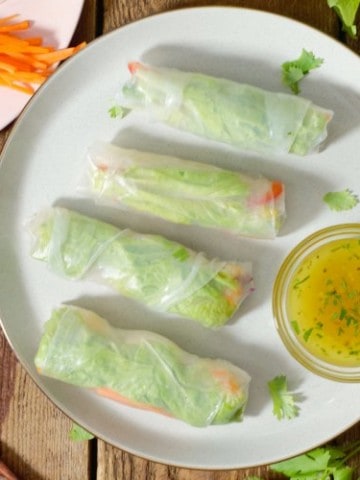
[287,238,360,367]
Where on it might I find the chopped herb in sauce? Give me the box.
[287,238,360,367]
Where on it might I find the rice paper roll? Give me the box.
[116,62,333,156]
[35,305,251,427]
[81,141,286,239]
[29,207,254,327]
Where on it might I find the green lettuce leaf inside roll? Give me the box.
[80,141,286,239]
[29,207,254,327]
[35,305,251,427]
[116,62,333,156]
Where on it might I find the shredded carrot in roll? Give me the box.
[0,14,86,94]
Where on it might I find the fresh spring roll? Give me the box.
[35,305,251,426]
[29,207,254,327]
[115,62,333,156]
[81,141,286,239]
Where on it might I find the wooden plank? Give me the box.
[72,0,100,44]
[0,329,91,480]
[103,0,338,34]
[97,1,359,479]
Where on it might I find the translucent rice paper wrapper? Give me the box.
[35,305,251,426]
[116,62,333,156]
[28,207,254,328]
[79,141,286,239]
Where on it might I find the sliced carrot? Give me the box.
[250,180,284,206]
[128,61,142,74]
[95,387,173,417]
[0,14,86,95]
[0,15,19,25]
[0,19,30,33]
[224,286,242,308]
[34,43,86,65]
[211,368,241,394]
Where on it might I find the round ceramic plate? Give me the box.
[0,6,359,470]
[0,0,85,130]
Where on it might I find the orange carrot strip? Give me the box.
[34,42,86,64]
[250,180,284,206]
[128,61,142,74]
[211,369,241,394]
[0,60,16,73]
[0,14,86,95]
[0,77,34,94]
[1,52,48,70]
[0,20,30,33]
[95,387,173,417]
[0,15,19,25]
[4,71,46,83]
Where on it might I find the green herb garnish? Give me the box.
[108,104,127,118]
[69,423,94,441]
[270,440,360,480]
[268,375,300,420]
[323,189,359,211]
[327,0,360,38]
[282,49,324,94]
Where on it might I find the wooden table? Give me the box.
[0,1,359,479]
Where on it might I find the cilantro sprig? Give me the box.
[323,189,359,211]
[282,49,324,94]
[247,440,360,480]
[69,422,94,441]
[108,104,128,118]
[270,440,360,480]
[327,0,360,38]
[268,375,300,420]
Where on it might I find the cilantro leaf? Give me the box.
[332,466,354,480]
[69,422,94,441]
[323,189,359,211]
[282,49,324,94]
[268,440,360,480]
[327,0,360,38]
[268,374,299,420]
[270,443,360,480]
[271,448,333,476]
[108,104,127,118]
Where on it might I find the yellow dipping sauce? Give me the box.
[287,237,360,367]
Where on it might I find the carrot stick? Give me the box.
[95,387,173,417]
[0,15,19,25]
[128,61,142,74]
[250,180,284,206]
[34,43,86,65]
[0,15,86,95]
[0,20,30,32]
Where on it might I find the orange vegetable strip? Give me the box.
[1,51,48,70]
[0,15,86,95]
[0,77,34,94]
[34,42,86,64]
[0,44,52,54]
[0,20,30,33]
[211,368,241,394]
[128,61,142,74]
[0,60,16,73]
[2,71,46,83]
[95,387,173,417]
[0,15,19,25]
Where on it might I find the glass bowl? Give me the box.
[273,223,360,382]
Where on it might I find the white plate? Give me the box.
[0,0,85,130]
[0,6,360,470]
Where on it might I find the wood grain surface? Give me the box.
[0,1,359,479]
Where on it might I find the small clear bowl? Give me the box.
[272,224,360,382]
